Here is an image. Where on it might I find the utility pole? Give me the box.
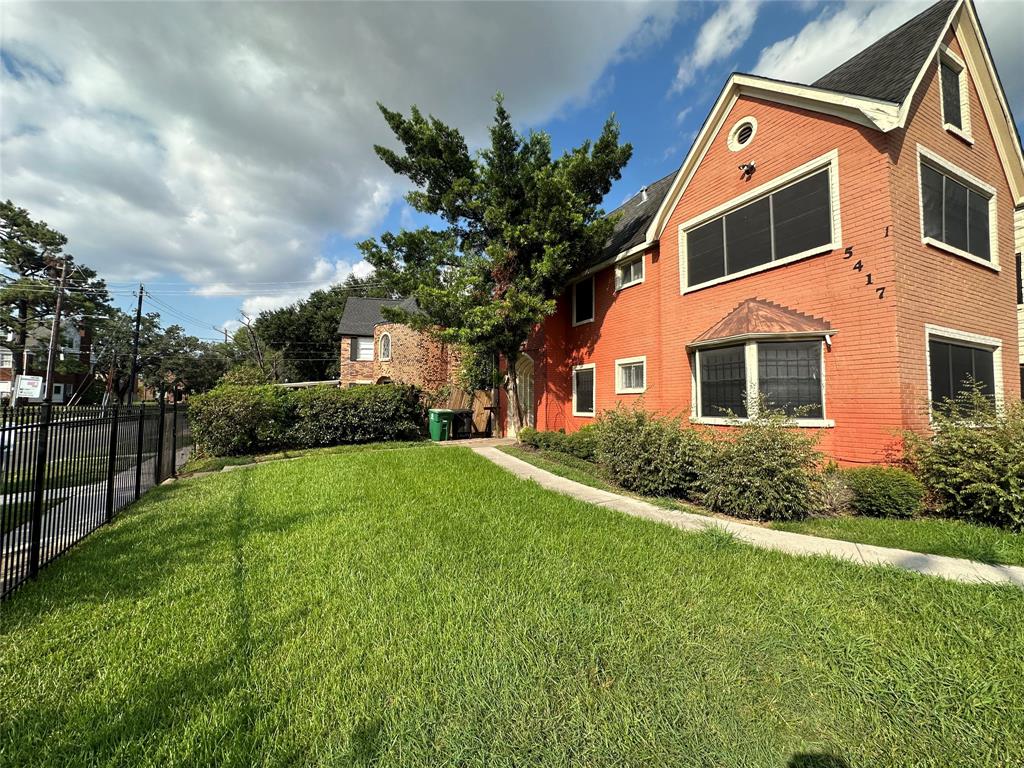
[126,283,144,405]
[42,257,69,404]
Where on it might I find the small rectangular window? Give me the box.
[757,341,823,418]
[353,336,374,361]
[1016,253,1022,305]
[941,60,962,130]
[929,338,996,411]
[616,358,646,393]
[616,257,644,289]
[573,277,594,325]
[573,366,595,416]
[698,345,747,418]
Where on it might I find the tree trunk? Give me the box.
[505,352,524,438]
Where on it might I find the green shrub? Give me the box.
[190,383,424,456]
[701,411,821,521]
[190,384,293,456]
[518,426,599,461]
[907,389,1024,530]
[844,466,924,518]
[289,384,425,447]
[813,463,853,517]
[596,406,710,499]
[518,426,539,447]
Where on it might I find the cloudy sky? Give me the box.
[1,0,1021,338]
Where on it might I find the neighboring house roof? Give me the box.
[336,296,419,336]
[690,298,833,348]
[812,0,957,104]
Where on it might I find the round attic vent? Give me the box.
[727,117,758,151]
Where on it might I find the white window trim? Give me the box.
[571,276,595,327]
[690,338,833,428]
[614,356,647,395]
[938,45,973,144]
[572,363,596,417]
[354,336,374,362]
[924,323,1004,414]
[726,115,758,152]
[614,255,645,291]
[379,332,392,361]
[678,149,842,294]
[916,144,999,271]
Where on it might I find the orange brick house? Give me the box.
[505,0,1024,464]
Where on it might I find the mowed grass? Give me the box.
[502,445,1024,568]
[1,447,1022,767]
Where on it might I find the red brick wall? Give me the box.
[538,94,904,463]
[339,337,374,385]
[374,323,452,391]
[888,29,1020,432]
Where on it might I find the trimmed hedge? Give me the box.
[191,383,424,456]
[844,466,924,519]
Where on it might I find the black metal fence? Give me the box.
[0,401,192,601]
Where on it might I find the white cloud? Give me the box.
[0,1,678,313]
[752,0,1023,114]
[675,106,694,125]
[671,1,762,93]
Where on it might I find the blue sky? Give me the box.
[2,1,1021,341]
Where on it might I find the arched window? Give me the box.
[379,332,392,361]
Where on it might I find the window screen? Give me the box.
[573,277,594,324]
[686,168,832,287]
[920,162,991,260]
[574,367,595,414]
[699,345,747,417]
[757,341,823,418]
[929,338,996,409]
[619,362,644,391]
[941,61,962,129]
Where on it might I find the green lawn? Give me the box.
[502,445,1024,568]
[2,446,1022,767]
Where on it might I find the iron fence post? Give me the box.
[154,388,166,485]
[105,405,119,523]
[170,400,178,477]
[134,405,145,500]
[27,402,52,579]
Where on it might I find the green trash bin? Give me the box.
[428,409,454,441]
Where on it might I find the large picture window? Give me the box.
[572,364,596,416]
[572,276,594,326]
[695,338,827,424]
[684,168,833,289]
[920,162,990,261]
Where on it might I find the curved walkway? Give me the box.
[472,445,1024,589]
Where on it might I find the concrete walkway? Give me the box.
[472,445,1024,589]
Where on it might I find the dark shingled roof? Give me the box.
[812,0,957,104]
[336,296,419,336]
[585,168,677,270]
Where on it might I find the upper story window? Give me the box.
[0,349,12,369]
[572,364,596,417]
[694,338,827,425]
[353,336,374,361]
[379,332,392,361]
[938,47,971,142]
[918,145,995,267]
[615,256,644,290]
[572,276,594,326]
[681,151,838,292]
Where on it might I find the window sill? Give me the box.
[683,243,835,294]
[571,317,594,328]
[943,124,974,145]
[615,388,646,395]
[691,416,835,428]
[572,411,596,418]
[922,237,998,271]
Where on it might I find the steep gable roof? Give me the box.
[812,0,958,104]
[595,169,675,264]
[336,296,418,336]
[690,298,833,347]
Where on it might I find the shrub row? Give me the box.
[190,384,425,456]
[518,425,598,462]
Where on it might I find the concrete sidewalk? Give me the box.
[472,445,1024,589]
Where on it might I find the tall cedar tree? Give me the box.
[0,200,110,377]
[367,97,631,430]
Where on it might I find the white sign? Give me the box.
[14,375,44,399]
